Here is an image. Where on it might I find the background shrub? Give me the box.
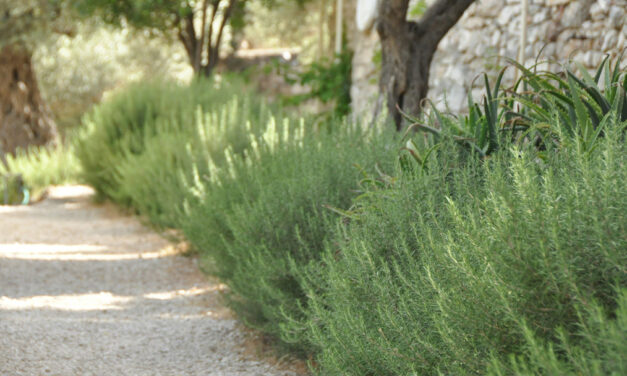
[76,77,270,222]
[1,133,83,199]
[183,123,397,353]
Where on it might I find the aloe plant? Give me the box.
[509,54,626,151]
[400,55,626,168]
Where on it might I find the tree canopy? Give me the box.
[72,0,250,76]
[0,0,75,46]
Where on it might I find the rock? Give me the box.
[464,17,485,29]
[617,31,626,51]
[589,3,605,21]
[446,65,468,84]
[525,45,534,59]
[608,6,625,28]
[561,0,593,28]
[528,23,550,44]
[505,41,518,58]
[541,42,557,59]
[490,29,502,46]
[581,50,604,67]
[497,5,517,26]
[458,29,474,51]
[532,9,548,24]
[474,0,503,18]
[557,29,577,44]
[598,0,612,11]
[546,0,571,5]
[445,85,467,113]
[601,29,619,51]
[474,37,489,56]
[356,0,378,32]
[507,17,522,35]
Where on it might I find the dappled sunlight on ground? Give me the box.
[0,185,301,375]
[0,292,133,311]
[0,242,182,261]
[143,285,227,301]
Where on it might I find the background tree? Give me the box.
[377,0,475,129]
[0,0,69,155]
[75,0,248,77]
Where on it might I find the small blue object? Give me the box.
[21,187,30,205]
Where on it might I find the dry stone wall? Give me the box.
[350,0,627,117]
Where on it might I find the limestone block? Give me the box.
[490,29,502,46]
[602,29,619,51]
[532,9,549,24]
[617,31,626,50]
[608,6,625,28]
[546,0,572,6]
[560,39,580,59]
[458,29,474,51]
[445,65,468,84]
[561,0,593,28]
[445,85,467,113]
[464,17,486,29]
[542,42,557,58]
[356,0,378,32]
[589,2,606,20]
[507,17,522,34]
[597,0,612,11]
[474,0,503,18]
[497,6,518,26]
[505,40,519,58]
[528,23,550,44]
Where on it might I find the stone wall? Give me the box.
[350,0,627,117]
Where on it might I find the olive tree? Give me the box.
[376,0,475,129]
[0,0,70,155]
[75,0,248,77]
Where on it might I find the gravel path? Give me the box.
[0,186,303,376]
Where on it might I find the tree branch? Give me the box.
[195,0,211,72]
[207,0,237,71]
[205,0,221,73]
[177,22,195,67]
[186,9,198,55]
[418,0,475,50]
[376,0,409,39]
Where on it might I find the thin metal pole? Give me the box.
[516,0,528,84]
[335,0,343,55]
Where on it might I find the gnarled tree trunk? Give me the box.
[377,0,475,130]
[0,44,57,156]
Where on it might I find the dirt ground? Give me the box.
[0,186,304,376]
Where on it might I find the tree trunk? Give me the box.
[377,0,475,130]
[0,44,57,156]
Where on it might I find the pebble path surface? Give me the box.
[0,186,302,376]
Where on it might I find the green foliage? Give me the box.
[183,124,397,352]
[114,97,276,228]
[74,57,626,375]
[72,0,188,31]
[283,48,353,118]
[300,118,626,375]
[408,0,428,18]
[73,0,249,75]
[487,289,627,375]
[0,137,82,199]
[0,0,75,47]
[510,56,627,151]
[401,56,627,169]
[76,77,272,227]
[0,174,27,205]
[34,21,192,132]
